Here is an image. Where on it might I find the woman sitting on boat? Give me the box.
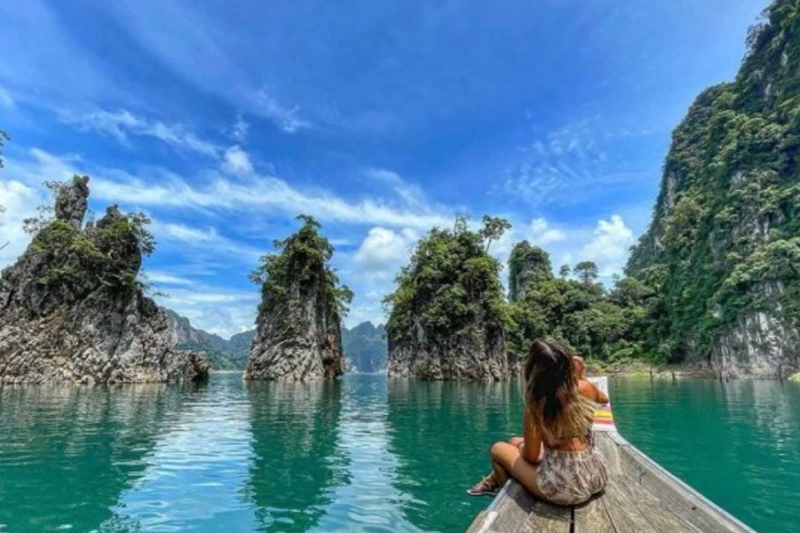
[467,340,608,505]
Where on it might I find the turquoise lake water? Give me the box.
[0,373,797,533]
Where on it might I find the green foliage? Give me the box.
[504,241,664,363]
[478,215,511,252]
[574,261,599,286]
[251,215,352,317]
[26,178,157,293]
[385,217,507,342]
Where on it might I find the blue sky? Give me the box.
[0,0,766,337]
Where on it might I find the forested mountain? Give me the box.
[626,0,800,378]
[165,309,254,370]
[343,322,387,372]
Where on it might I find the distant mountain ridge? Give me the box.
[343,321,387,373]
[164,309,387,373]
[164,309,254,370]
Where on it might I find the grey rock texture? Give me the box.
[245,290,344,381]
[0,176,208,384]
[388,321,508,380]
[713,283,800,379]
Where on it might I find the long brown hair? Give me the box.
[524,339,594,444]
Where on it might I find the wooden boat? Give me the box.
[464,378,758,533]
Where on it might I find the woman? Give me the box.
[467,340,608,505]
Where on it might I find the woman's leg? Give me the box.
[482,437,523,485]
[490,442,547,500]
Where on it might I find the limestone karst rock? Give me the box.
[245,216,350,381]
[0,175,209,384]
[385,219,510,380]
[626,0,800,378]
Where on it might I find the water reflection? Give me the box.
[100,376,257,532]
[0,383,188,532]
[385,378,524,533]
[245,379,349,533]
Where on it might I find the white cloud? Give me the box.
[580,215,635,277]
[257,87,311,133]
[61,109,220,157]
[0,180,44,268]
[354,227,417,280]
[528,217,567,246]
[222,145,254,176]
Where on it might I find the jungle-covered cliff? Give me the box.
[0,176,209,384]
[626,0,800,378]
[245,216,352,381]
[384,216,510,380]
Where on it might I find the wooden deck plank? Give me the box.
[617,445,750,533]
[602,481,659,533]
[520,500,571,533]
[614,474,706,533]
[574,495,615,533]
[492,483,539,533]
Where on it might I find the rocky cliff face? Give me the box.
[387,322,507,380]
[626,0,800,378]
[0,176,209,384]
[385,221,510,380]
[245,217,348,381]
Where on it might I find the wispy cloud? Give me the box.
[494,117,652,207]
[8,148,451,231]
[149,219,263,264]
[60,109,220,157]
[0,86,15,109]
[229,114,249,142]
[93,171,451,230]
[144,270,195,286]
[256,87,311,133]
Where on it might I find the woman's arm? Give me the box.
[520,409,544,464]
[579,380,609,404]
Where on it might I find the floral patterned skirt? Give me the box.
[535,447,609,505]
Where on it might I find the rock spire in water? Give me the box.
[385,216,510,380]
[245,215,351,381]
[0,176,209,384]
